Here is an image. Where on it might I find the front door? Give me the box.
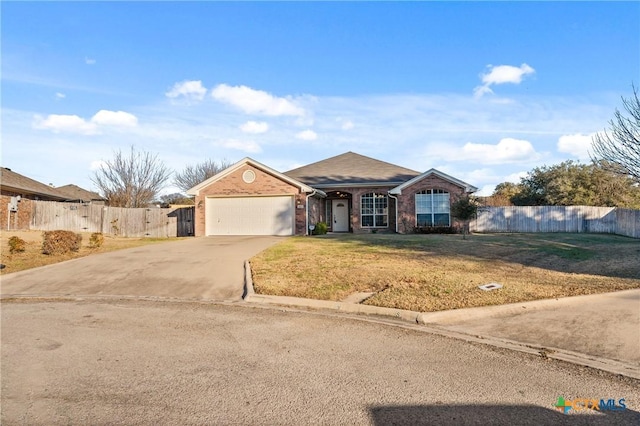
[332,199,349,232]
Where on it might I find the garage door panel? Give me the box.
[206,196,294,236]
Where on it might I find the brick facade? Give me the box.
[0,194,33,230]
[322,186,398,234]
[395,175,467,234]
[193,164,308,236]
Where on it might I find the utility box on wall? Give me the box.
[8,196,20,212]
[1,195,31,231]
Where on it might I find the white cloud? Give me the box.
[220,139,262,153]
[474,63,535,97]
[473,85,494,97]
[165,80,207,101]
[457,138,539,164]
[504,171,528,183]
[34,114,98,135]
[91,110,138,127]
[240,120,269,134]
[295,129,317,141]
[85,57,96,65]
[211,84,304,116]
[482,63,535,85]
[33,110,138,134]
[463,168,501,183]
[55,92,66,99]
[557,133,594,160]
[476,184,496,197]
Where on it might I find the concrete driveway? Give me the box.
[0,236,282,300]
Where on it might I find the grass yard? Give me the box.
[250,233,640,312]
[1,230,183,275]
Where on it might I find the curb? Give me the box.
[242,261,640,380]
[243,261,422,323]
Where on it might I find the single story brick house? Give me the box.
[187,152,477,236]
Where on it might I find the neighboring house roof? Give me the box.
[284,152,420,187]
[0,167,67,200]
[187,157,324,196]
[389,168,478,194]
[56,184,107,202]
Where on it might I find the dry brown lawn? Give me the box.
[1,230,183,275]
[250,233,640,312]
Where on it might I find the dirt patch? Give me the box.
[250,233,640,312]
[1,230,183,275]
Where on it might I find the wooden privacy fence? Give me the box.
[30,201,195,238]
[471,206,640,238]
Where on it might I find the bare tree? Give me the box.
[591,85,640,182]
[174,159,233,192]
[92,146,172,207]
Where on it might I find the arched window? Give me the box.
[415,189,450,226]
[361,193,388,227]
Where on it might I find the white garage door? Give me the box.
[206,196,295,236]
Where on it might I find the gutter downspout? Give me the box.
[305,189,317,236]
[388,192,399,233]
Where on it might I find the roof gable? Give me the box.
[0,167,67,200]
[187,157,322,196]
[389,168,478,194]
[284,152,420,187]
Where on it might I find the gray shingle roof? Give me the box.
[0,167,67,200]
[284,152,420,187]
[56,184,106,202]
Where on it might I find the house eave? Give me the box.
[0,184,67,201]
[389,169,478,195]
[311,182,406,190]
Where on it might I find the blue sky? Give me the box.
[2,1,639,196]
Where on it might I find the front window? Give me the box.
[361,193,388,227]
[416,189,450,226]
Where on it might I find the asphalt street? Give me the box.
[2,299,638,425]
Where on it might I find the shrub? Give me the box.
[8,236,26,254]
[89,232,105,249]
[414,226,460,234]
[312,222,328,235]
[42,230,83,255]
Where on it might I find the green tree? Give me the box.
[450,195,480,239]
[510,161,640,208]
[92,146,172,208]
[174,159,233,193]
[486,182,522,206]
[591,85,640,183]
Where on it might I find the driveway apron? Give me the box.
[0,236,282,301]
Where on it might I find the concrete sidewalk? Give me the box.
[1,236,282,301]
[420,289,640,367]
